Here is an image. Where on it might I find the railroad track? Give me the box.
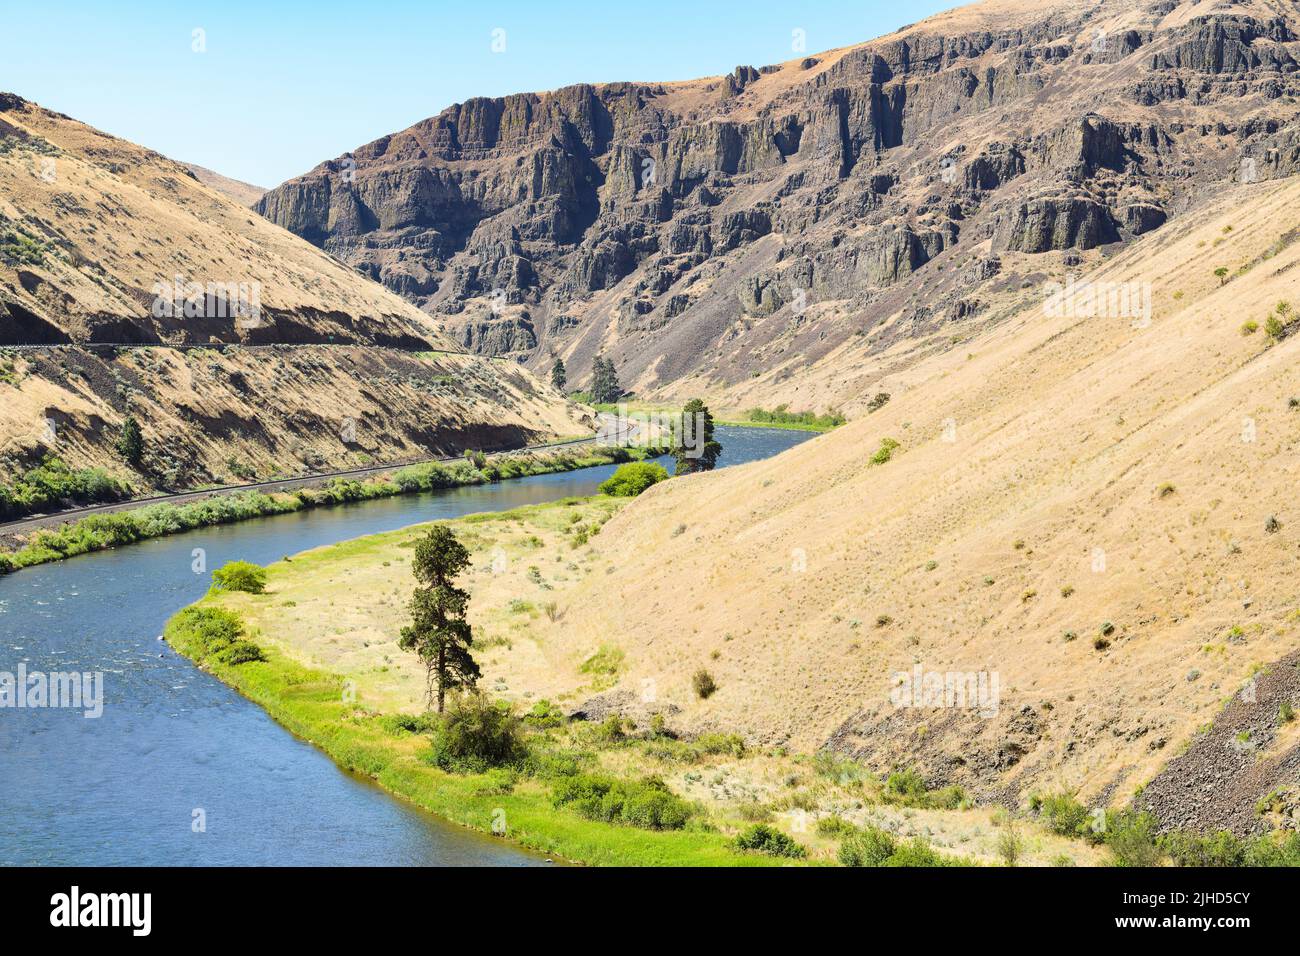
[0,422,639,538]
[0,342,501,360]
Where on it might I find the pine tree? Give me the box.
[117,415,144,469]
[551,357,567,391]
[398,526,480,712]
[591,355,621,404]
[673,398,722,475]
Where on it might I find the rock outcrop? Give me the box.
[259,0,1300,405]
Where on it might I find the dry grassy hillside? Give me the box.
[0,93,588,487]
[0,345,592,488]
[529,174,1300,828]
[0,92,442,346]
[185,163,267,208]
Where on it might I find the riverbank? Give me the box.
[0,443,665,576]
[166,494,1104,867]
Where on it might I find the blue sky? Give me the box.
[2,1,951,187]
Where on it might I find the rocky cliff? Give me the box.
[258,0,1300,412]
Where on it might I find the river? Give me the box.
[0,426,813,865]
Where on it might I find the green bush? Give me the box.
[1104,810,1163,867]
[379,713,438,736]
[523,699,567,729]
[164,606,266,666]
[883,837,958,867]
[598,462,669,497]
[733,823,806,858]
[692,668,717,699]
[838,825,897,866]
[1031,792,1097,842]
[1159,829,1300,867]
[882,768,965,810]
[217,640,267,665]
[692,732,745,757]
[746,404,846,430]
[551,773,691,830]
[428,694,528,774]
[870,437,901,465]
[0,456,130,521]
[211,560,268,594]
[816,815,858,838]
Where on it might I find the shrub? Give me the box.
[523,699,566,729]
[997,827,1024,866]
[579,645,624,676]
[816,815,858,838]
[746,405,846,429]
[733,823,806,858]
[1104,810,1163,866]
[217,640,266,665]
[593,714,626,742]
[692,668,717,699]
[870,437,901,465]
[692,732,745,757]
[551,773,691,830]
[212,560,267,594]
[163,606,266,665]
[0,456,130,521]
[1241,320,1259,335]
[380,713,438,736]
[883,837,956,867]
[1031,793,1097,842]
[838,825,896,866]
[882,768,965,810]
[1160,829,1248,867]
[598,462,669,497]
[428,694,528,773]
[883,768,927,802]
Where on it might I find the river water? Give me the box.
[0,426,813,865]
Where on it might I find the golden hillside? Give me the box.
[0,94,589,487]
[0,92,443,346]
[524,173,1300,824]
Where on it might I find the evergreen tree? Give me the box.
[673,398,722,475]
[398,526,480,712]
[590,355,622,404]
[550,357,567,391]
[117,415,144,469]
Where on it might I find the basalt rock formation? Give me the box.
[259,0,1300,412]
